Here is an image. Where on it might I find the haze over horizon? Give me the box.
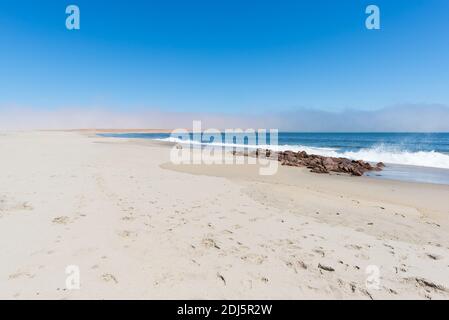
[1,0,449,130]
[2,104,449,132]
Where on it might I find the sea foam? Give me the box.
[155,137,449,169]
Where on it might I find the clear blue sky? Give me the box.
[0,0,448,114]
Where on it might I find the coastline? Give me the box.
[1,131,448,299]
[97,131,449,185]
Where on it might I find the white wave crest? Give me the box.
[155,137,449,169]
[338,147,449,169]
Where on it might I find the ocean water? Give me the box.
[99,132,449,185]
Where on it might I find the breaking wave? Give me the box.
[155,137,449,169]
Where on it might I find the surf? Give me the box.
[155,137,449,169]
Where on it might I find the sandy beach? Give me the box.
[1,131,448,300]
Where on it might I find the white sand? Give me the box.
[0,131,448,299]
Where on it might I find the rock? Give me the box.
[351,168,364,176]
[234,148,385,176]
[322,157,338,171]
[276,150,383,176]
[311,166,329,174]
[374,162,385,171]
[297,151,308,158]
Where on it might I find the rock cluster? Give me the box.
[277,150,384,176]
[243,149,384,176]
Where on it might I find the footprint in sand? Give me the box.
[345,244,362,250]
[0,198,33,216]
[240,253,267,265]
[52,216,70,225]
[9,271,35,280]
[202,238,221,249]
[217,273,226,286]
[313,249,325,257]
[318,263,335,272]
[426,253,442,260]
[117,230,137,238]
[101,273,118,284]
[425,221,441,228]
[285,260,308,273]
[407,277,449,294]
[12,201,34,211]
[21,202,33,210]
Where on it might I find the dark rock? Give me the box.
[234,148,384,176]
[277,150,383,176]
[310,166,329,174]
[297,151,308,158]
[374,162,385,171]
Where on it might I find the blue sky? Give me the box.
[0,0,448,117]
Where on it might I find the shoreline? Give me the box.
[1,131,448,299]
[97,132,449,186]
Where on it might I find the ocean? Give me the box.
[99,132,449,185]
